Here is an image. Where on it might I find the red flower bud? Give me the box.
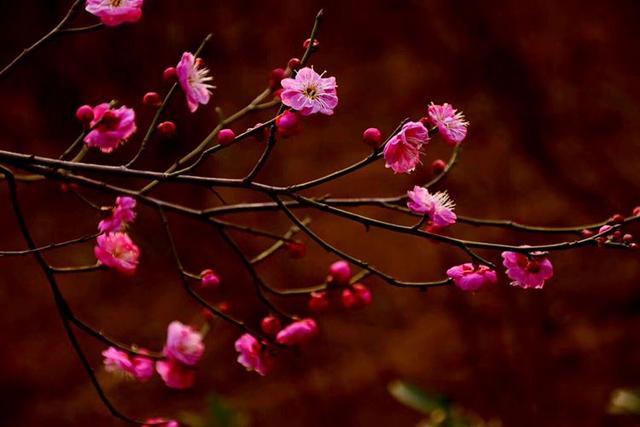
[362,127,382,148]
[580,229,595,238]
[217,301,231,313]
[163,67,177,81]
[75,105,94,124]
[157,121,176,137]
[353,283,372,307]
[287,57,301,71]
[269,68,286,90]
[341,289,357,309]
[286,241,306,259]
[200,269,221,289]
[328,260,351,286]
[431,159,447,175]
[308,291,329,313]
[303,38,320,50]
[261,316,282,336]
[611,214,625,224]
[143,92,162,107]
[217,128,236,145]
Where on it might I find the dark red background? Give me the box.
[1,1,639,426]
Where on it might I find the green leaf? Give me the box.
[388,380,449,415]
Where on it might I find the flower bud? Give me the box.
[633,206,640,217]
[362,127,382,148]
[286,241,306,259]
[580,229,594,238]
[269,68,286,90]
[217,128,236,145]
[163,66,177,81]
[308,291,329,313]
[287,57,301,70]
[623,233,634,243]
[201,309,215,322]
[261,316,282,336]
[276,111,301,138]
[303,38,320,50]
[328,260,351,286]
[200,268,221,289]
[143,92,162,107]
[431,159,447,175]
[353,283,372,307]
[157,121,176,137]
[75,105,94,124]
[217,301,231,313]
[341,289,357,309]
[611,214,625,224]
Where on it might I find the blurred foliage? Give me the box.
[388,380,501,427]
[177,394,250,427]
[608,388,640,415]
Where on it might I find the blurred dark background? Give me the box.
[1,0,639,426]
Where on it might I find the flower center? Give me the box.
[110,0,123,6]
[304,85,318,99]
[525,261,541,273]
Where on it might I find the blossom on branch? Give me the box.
[176,52,214,113]
[501,251,554,289]
[155,358,196,389]
[83,103,137,153]
[276,318,318,346]
[98,196,137,233]
[94,232,140,275]
[163,321,205,366]
[280,67,338,116]
[85,0,144,27]
[383,121,429,174]
[425,102,469,146]
[446,263,497,291]
[234,334,274,376]
[407,186,457,229]
[102,347,153,382]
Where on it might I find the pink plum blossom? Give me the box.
[102,347,134,378]
[276,318,318,346]
[406,186,457,228]
[94,232,140,275]
[85,0,144,27]
[143,419,178,427]
[234,334,274,376]
[446,263,497,291]
[163,321,204,366]
[102,347,153,382]
[280,67,338,116]
[426,102,469,146]
[501,251,554,289]
[98,196,137,233]
[131,350,154,383]
[84,103,137,153]
[155,358,195,389]
[176,52,214,113]
[383,121,429,174]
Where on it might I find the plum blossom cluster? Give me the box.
[2,3,639,426]
[102,321,204,391]
[93,196,140,274]
[382,102,468,174]
[156,321,205,389]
